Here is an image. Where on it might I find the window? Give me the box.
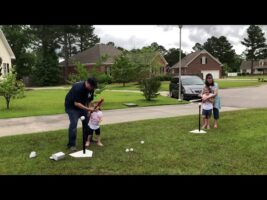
[105,66,112,76]
[3,63,7,75]
[201,56,207,64]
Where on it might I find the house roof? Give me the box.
[0,29,16,59]
[240,60,267,69]
[127,51,168,66]
[59,44,122,66]
[171,49,222,68]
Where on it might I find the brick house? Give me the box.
[240,59,267,74]
[59,44,122,81]
[59,43,168,82]
[170,49,223,79]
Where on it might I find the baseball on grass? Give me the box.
[80,116,85,120]
[125,148,129,152]
[141,141,144,144]
[130,148,134,152]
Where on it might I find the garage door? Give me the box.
[201,70,220,79]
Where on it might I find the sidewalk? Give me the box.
[0,104,244,137]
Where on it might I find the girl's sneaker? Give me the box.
[97,141,104,147]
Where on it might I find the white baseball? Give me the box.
[125,149,129,152]
[80,116,85,120]
[130,148,134,151]
[141,141,144,144]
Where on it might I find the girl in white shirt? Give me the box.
[201,87,214,129]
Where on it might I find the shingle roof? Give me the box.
[59,44,122,66]
[171,49,222,68]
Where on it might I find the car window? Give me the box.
[182,77,203,85]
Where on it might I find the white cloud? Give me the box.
[94,25,267,55]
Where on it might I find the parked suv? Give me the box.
[169,75,204,100]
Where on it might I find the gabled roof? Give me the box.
[171,49,222,68]
[59,44,122,66]
[0,29,16,59]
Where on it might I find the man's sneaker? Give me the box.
[69,146,77,152]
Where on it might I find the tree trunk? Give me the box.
[251,60,254,75]
[64,32,69,82]
[80,34,83,52]
[5,96,10,109]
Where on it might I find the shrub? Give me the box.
[140,77,161,101]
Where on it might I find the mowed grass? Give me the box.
[0,89,187,119]
[215,80,264,89]
[0,108,266,175]
[224,75,267,80]
[106,80,265,91]
[106,81,170,91]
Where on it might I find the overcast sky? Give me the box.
[94,25,267,55]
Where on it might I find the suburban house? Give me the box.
[59,44,122,80]
[59,43,168,82]
[127,51,168,75]
[240,59,267,74]
[0,29,15,78]
[170,49,223,79]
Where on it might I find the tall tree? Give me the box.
[107,41,115,46]
[241,25,267,74]
[203,36,236,65]
[150,42,168,55]
[112,53,137,86]
[76,25,100,52]
[192,42,203,51]
[1,25,36,79]
[30,25,61,86]
[164,48,186,67]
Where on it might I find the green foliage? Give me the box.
[31,49,60,86]
[241,25,267,74]
[140,77,161,101]
[30,25,62,86]
[0,70,25,109]
[165,48,186,67]
[1,25,36,79]
[67,62,89,85]
[112,54,137,86]
[156,75,171,81]
[91,55,109,95]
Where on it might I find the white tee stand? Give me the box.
[69,149,93,158]
[69,116,93,158]
[189,103,207,134]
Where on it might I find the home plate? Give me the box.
[69,150,93,158]
[190,129,207,134]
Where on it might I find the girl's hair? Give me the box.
[205,73,214,87]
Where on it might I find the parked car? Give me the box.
[169,75,204,100]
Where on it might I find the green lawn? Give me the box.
[216,80,264,89]
[0,89,187,119]
[106,81,170,91]
[0,108,266,175]
[106,80,265,91]
[224,75,267,80]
